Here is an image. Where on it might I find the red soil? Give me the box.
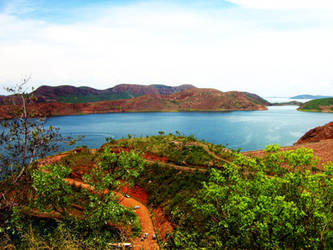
[143,152,169,162]
[296,121,333,144]
[0,88,267,119]
[35,166,160,249]
[109,147,169,162]
[64,178,159,249]
[121,185,173,245]
[153,207,173,242]
[121,184,149,205]
[110,147,130,153]
[36,150,169,249]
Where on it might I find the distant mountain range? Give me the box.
[0,84,270,118]
[290,94,333,99]
[0,84,195,104]
[270,101,303,106]
[32,84,196,103]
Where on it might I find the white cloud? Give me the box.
[228,0,333,9]
[0,2,333,97]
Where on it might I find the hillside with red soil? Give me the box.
[296,121,333,144]
[0,83,195,104]
[0,88,268,119]
[36,150,160,250]
[2,133,331,249]
[31,83,196,103]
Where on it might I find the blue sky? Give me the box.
[0,0,235,21]
[1,0,333,96]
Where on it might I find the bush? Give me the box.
[170,147,333,248]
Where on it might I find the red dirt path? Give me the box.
[121,184,149,205]
[38,150,161,249]
[61,178,159,249]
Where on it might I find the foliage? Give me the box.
[32,149,143,230]
[0,81,77,197]
[137,162,207,209]
[2,131,333,249]
[2,216,125,249]
[32,164,73,215]
[97,146,145,188]
[58,91,141,103]
[59,148,96,170]
[1,147,145,248]
[299,97,333,112]
[107,133,234,167]
[168,147,333,249]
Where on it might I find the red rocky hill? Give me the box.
[296,121,333,144]
[31,84,196,103]
[0,88,268,119]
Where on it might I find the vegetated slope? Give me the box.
[116,88,268,112]
[32,84,196,103]
[298,97,333,112]
[39,151,159,250]
[290,94,332,99]
[104,134,332,249]
[104,133,235,168]
[296,121,333,144]
[0,88,268,118]
[243,92,270,106]
[0,95,23,105]
[1,133,332,249]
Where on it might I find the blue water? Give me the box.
[47,106,333,152]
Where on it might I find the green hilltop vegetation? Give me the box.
[298,97,333,112]
[1,133,332,249]
[57,91,141,103]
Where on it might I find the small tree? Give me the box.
[0,79,76,208]
[29,150,144,246]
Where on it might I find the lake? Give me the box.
[47,106,333,152]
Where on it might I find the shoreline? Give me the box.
[0,105,268,120]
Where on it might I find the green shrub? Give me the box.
[168,147,332,248]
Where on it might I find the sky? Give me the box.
[0,0,333,97]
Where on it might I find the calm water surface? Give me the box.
[47,106,333,152]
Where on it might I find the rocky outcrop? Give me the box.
[296,121,333,144]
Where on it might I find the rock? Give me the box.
[296,121,333,144]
